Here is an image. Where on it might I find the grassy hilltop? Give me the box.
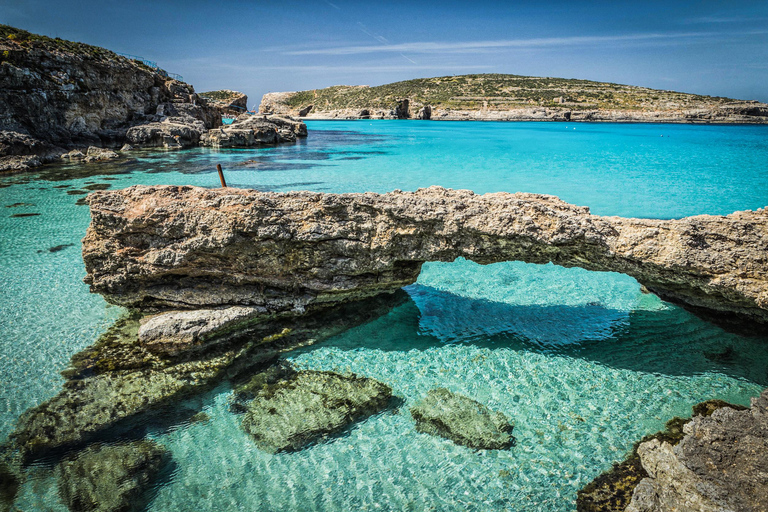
[277,73,738,112]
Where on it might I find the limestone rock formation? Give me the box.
[626,390,768,512]
[240,370,392,453]
[410,388,514,450]
[200,114,307,147]
[198,90,248,115]
[5,293,407,462]
[0,24,221,171]
[83,186,768,325]
[55,441,168,512]
[84,146,119,162]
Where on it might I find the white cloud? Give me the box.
[281,31,757,56]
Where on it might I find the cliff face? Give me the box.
[82,186,768,326]
[259,74,768,123]
[0,25,220,171]
[199,90,249,115]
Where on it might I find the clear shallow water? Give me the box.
[2,121,768,511]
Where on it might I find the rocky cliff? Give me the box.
[82,186,768,331]
[0,25,224,171]
[259,74,768,123]
[0,25,307,173]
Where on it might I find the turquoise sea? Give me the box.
[1,121,767,511]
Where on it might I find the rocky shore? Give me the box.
[0,25,306,174]
[578,394,768,512]
[284,104,768,123]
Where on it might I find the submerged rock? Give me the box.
[7,292,408,462]
[240,371,392,453]
[55,441,168,512]
[83,186,768,325]
[410,388,514,450]
[0,459,21,512]
[576,416,688,512]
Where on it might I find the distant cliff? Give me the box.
[259,74,768,123]
[0,24,221,172]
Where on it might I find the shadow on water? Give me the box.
[291,285,768,387]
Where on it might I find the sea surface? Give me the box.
[1,121,767,511]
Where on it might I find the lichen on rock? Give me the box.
[410,388,514,450]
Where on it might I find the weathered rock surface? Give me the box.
[55,441,168,512]
[200,113,306,147]
[626,390,768,512]
[0,24,221,172]
[5,292,407,462]
[83,186,768,324]
[240,370,392,453]
[410,388,514,450]
[198,89,248,115]
[84,146,119,162]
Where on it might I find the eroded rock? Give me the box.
[84,146,119,162]
[200,114,306,147]
[240,370,392,453]
[410,388,514,450]
[626,390,768,512]
[55,441,168,512]
[7,292,408,462]
[83,186,768,324]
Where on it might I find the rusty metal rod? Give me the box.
[217,164,227,188]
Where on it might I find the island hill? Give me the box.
[259,73,768,123]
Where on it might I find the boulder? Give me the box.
[240,371,392,453]
[62,149,85,159]
[125,120,203,148]
[417,105,432,120]
[298,105,313,117]
[55,441,168,512]
[200,114,306,148]
[410,388,514,450]
[84,146,119,162]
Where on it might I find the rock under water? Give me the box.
[410,388,514,450]
[240,370,392,453]
[55,441,168,512]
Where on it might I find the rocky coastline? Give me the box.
[259,73,768,124]
[0,25,306,174]
[262,101,768,124]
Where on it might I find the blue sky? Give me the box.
[3,1,767,106]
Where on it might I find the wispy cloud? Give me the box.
[686,15,768,24]
[281,31,752,56]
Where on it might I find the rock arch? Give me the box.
[83,186,768,337]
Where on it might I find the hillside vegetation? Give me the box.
[279,74,738,111]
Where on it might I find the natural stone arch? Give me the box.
[83,186,768,340]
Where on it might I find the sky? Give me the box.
[2,0,767,107]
